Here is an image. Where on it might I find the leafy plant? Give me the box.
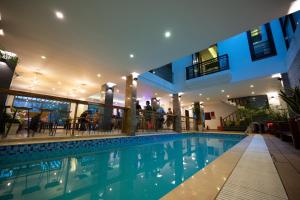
[279,81,300,116]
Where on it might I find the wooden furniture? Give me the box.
[5,106,32,137]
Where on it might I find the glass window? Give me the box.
[13,96,70,125]
[149,63,173,83]
[247,23,277,61]
[280,11,299,49]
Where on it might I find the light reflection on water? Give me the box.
[0,135,243,200]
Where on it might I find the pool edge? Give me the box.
[161,135,253,200]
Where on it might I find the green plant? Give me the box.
[279,81,300,116]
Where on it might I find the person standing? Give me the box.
[135,101,142,132]
[156,105,165,130]
[144,101,152,129]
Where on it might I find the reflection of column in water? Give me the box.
[174,140,184,183]
[195,137,206,169]
[119,148,138,199]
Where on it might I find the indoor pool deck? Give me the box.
[162,134,289,200]
[263,134,300,200]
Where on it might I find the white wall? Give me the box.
[204,101,237,130]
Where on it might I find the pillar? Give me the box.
[0,51,18,134]
[193,102,200,131]
[122,74,137,136]
[185,110,190,131]
[101,83,115,130]
[172,93,182,132]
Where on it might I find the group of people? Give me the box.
[77,110,122,132]
[76,101,174,132]
[136,100,174,131]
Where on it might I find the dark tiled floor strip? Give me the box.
[263,134,300,200]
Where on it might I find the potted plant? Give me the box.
[279,82,300,148]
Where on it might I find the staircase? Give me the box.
[222,109,248,131]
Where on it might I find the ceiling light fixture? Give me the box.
[57,81,62,85]
[221,90,225,93]
[97,73,101,78]
[0,29,4,36]
[41,56,46,59]
[131,72,139,77]
[271,73,281,79]
[106,82,116,88]
[55,11,64,19]
[250,84,254,88]
[199,93,202,96]
[164,31,171,38]
[251,91,255,95]
[130,54,134,58]
[226,95,230,98]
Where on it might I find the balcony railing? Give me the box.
[186,54,229,80]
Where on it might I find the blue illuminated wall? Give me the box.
[217,19,287,82]
[140,10,300,93]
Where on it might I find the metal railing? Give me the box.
[186,54,229,80]
[0,88,128,139]
[136,110,176,133]
[0,88,203,141]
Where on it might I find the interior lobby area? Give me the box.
[0,0,300,200]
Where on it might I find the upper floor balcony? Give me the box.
[186,54,229,80]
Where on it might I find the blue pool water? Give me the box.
[0,134,244,200]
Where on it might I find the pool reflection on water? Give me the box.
[0,135,243,200]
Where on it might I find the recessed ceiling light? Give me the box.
[221,89,225,93]
[199,93,202,96]
[97,73,101,78]
[251,91,255,95]
[55,11,64,19]
[164,31,171,38]
[250,84,254,88]
[121,76,126,80]
[41,56,46,59]
[226,95,230,98]
[0,29,4,36]
[130,54,134,58]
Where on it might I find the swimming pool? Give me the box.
[0,133,245,200]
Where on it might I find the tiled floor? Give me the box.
[217,135,288,200]
[263,134,300,200]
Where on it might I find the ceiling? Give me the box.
[179,76,283,108]
[0,0,294,100]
